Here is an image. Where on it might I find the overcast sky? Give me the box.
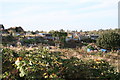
[0,0,119,31]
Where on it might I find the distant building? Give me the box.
[44,33,54,40]
[26,31,32,35]
[66,33,81,41]
[38,33,45,37]
[88,34,99,40]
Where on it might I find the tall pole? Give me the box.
[0,25,2,80]
[118,1,120,73]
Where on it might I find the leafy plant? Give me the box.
[96,32,120,50]
[2,48,120,80]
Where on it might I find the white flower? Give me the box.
[42,55,45,58]
[29,61,32,65]
[15,60,20,66]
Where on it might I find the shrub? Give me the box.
[2,48,120,80]
[81,38,96,43]
[96,32,120,50]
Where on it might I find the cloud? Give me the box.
[3,7,117,26]
[1,0,118,31]
[3,0,118,15]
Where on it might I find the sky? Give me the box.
[0,0,119,31]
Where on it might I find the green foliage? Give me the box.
[51,31,67,40]
[2,48,120,80]
[87,28,120,35]
[2,35,17,46]
[22,39,36,44]
[87,45,94,50]
[2,48,19,79]
[51,31,67,47]
[96,32,120,50]
[81,38,96,43]
[31,31,37,35]
[82,42,88,46]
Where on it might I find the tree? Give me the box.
[22,39,36,44]
[59,29,65,32]
[49,30,55,34]
[31,31,36,35]
[2,35,17,46]
[35,30,39,34]
[96,32,120,50]
[80,30,82,32]
[51,30,67,47]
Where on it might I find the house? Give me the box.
[88,34,99,40]
[26,31,32,35]
[43,33,54,40]
[38,33,45,37]
[73,33,80,40]
[66,33,73,41]
[66,32,81,41]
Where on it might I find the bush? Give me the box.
[81,38,96,43]
[2,35,17,46]
[22,39,36,44]
[2,48,120,80]
[96,32,120,50]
